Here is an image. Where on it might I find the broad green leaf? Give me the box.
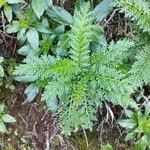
[0,104,5,113]
[24,83,39,102]
[17,45,32,56]
[0,66,4,77]
[134,139,147,150]
[125,131,136,141]
[53,25,65,35]
[6,21,19,33]
[36,25,50,33]
[7,0,24,4]
[4,5,12,22]
[41,17,49,28]
[92,0,113,22]
[17,29,26,44]
[0,122,7,133]
[118,119,136,129]
[2,114,16,123]
[125,109,134,118]
[36,17,50,33]
[47,6,72,25]
[0,57,4,63]
[26,27,39,50]
[31,0,47,18]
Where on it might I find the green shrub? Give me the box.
[115,0,150,88]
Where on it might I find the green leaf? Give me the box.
[125,131,136,141]
[36,26,50,33]
[27,27,39,50]
[0,121,7,133]
[0,57,4,63]
[17,29,26,44]
[0,104,5,113]
[145,102,150,116]
[24,83,39,102]
[56,33,70,56]
[134,139,147,150]
[17,45,32,56]
[75,0,85,10]
[102,144,113,150]
[7,0,24,4]
[53,25,65,35]
[45,0,52,5]
[31,0,47,18]
[6,21,19,33]
[0,65,4,77]
[36,18,50,33]
[2,114,16,123]
[92,0,113,22]
[0,0,6,8]
[4,5,12,22]
[125,109,134,118]
[118,119,136,129]
[47,5,72,25]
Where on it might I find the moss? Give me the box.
[73,130,100,150]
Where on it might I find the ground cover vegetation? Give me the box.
[0,0,150,149]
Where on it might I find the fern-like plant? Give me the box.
[14,2,137,134]
[115,0,150,89]
[114,0,150,32]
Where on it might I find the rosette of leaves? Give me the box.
[0,103,16,133]
[14,2,137,135]
[6,6,50,49]
[0,0,24,22]
[17,25,65,57]
[118,102,150,150]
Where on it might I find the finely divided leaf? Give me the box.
[24,83,39,102]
